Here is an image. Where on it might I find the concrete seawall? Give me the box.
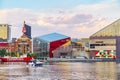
[46,58,118,62]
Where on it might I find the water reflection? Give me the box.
[95,62,117,80]
[0,62,119,80]
[116,63,120,80]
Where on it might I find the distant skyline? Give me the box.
[0,0,120,38]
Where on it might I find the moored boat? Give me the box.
[0,57,32,62]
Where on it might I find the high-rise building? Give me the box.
[23,21,31,39]
[0,24,10,42]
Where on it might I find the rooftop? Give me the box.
[90,19,120,39]
[36,33,70,42]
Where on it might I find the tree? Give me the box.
[0,49,7,57]
[11,52,17,57]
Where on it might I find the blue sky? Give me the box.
[0,0,102,9]
[0,0,120,38]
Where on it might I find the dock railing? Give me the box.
[46,58,117,62]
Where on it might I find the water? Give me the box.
[0,62,119,80]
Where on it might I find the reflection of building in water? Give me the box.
[95,62,117,80]
[6,63,30,77]
[117,63,120,80]
[48,62,72,79]
[0,69,7,80]
[89,19,120,59]
[33,33,72,58]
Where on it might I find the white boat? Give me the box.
[29,59,43,67]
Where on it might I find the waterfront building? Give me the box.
[0,24,10,52]
[71,38,89,58]
[0,24,10,42]
[33,33,72,58]
[10,22,32,55]
[14,36,32,54]
[89,19,120,59]
[71,39,83,58]
[0,42,9,52]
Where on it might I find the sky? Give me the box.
[0,0,120,39]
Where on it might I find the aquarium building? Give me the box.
[89,19,120,59]
[33,33,72,58]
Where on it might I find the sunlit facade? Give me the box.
[0,24,10,42]
[90,19,120,38]
[89,19,120,59]
[14,37,32,54]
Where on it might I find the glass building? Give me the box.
[33,33,72,58]
[89,19,120,59]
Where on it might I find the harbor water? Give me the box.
[0,62,120,80]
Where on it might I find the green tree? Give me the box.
[0,49,7,57]
[11,52,17,57]
[27,53,31,57]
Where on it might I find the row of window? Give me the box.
[90,44,115,46]
[0,24,7,27]
[90,43,115,48]
[90,44,105,46]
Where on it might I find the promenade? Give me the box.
[46,58,118,62]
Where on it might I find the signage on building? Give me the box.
[95,41,103,43]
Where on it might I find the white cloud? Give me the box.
[74,0,120,20]
[0,0,120,39]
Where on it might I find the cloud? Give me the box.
[74,0,120,19]
[0,0,120,39]
[0,10,7,19]
[0,8,40,38]
[0,8,39,24]
[37,14,92,26]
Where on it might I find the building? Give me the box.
[23,21,31,39]
[0,42,9,51]
[0,24,10,53]
[9,22,32,55]
[33,33,72,58]
[14,36,32,54]
[71,39,82,58]
[89,19,120,59]
[71,38,89,58]
[0,24,10,42]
